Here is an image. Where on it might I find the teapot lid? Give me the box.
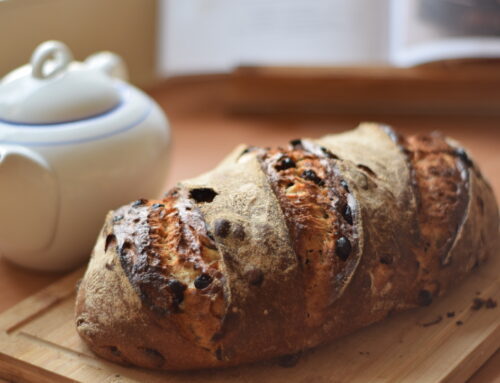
[0,41,127,125]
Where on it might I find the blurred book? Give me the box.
[158,0,500,77]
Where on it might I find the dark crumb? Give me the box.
[290,139,302,147]
[446,311,455,318]
[485,298,497,309]
[359,351,370,356]
[277,352,302,368]
[471,298,485,310]
[420,315,443,327]
[475,291,481,295]
[456,320,463,326]
[115,375,120,378]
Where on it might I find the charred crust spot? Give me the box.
[379,254,393,265]
[301,169,324,186]
[189,188,218,203]
[246,268,264,286]
[418,289,433,306]
[290,139,302,148]
[357,164,377,178]
[104,234,117,253]
[214,219,231,238]
[335,236,351,261]
[194,273,213,290]
[132,199,148,207]
[167,279,187,305]
[275,156,296,171]
[233,224,246,240]
[454,147,473,167]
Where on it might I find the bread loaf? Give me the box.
[75,123,499,370]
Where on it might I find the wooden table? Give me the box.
[0,78,499,382]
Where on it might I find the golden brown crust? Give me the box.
[75,123,499,370]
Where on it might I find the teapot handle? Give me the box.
[31,40,73,80]
[0,146,59,255]
[85,51,129,81]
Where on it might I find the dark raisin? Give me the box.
[379,254,393,265]
[132,199,148,207]
[167,279,186,304]
[142,348,165,363]
[302,169,324,186]
[104,234,117,252]
[335,236,351,261]
[275,156,296,171]
[215,347,223,361]
[214,219,231,238]
[471,298,484,310]
[246,268,264,286]
[233,224,246,240]
[189,188,218,203]
[109,346,121,357]
[105,262,114,270]
[290,139,302,147]
[418,289,433,306]
[340,179,349,192]
[112,215,124,223]
[342,204,353,225]
[454,147,473,167]
[194,273,213,289]
[320,146,339,160]
[485,298,497,309]
[152,203,165,209]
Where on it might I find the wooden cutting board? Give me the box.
[0,252,499,383]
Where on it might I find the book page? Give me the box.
[158,0,391,77]
[390,0,500,67]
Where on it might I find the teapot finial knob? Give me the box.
[31,40,73,80]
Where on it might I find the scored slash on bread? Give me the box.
[75,123,499,370]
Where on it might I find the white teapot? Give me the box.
[0,41,170,271]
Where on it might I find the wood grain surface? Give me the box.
[0,77,499,382]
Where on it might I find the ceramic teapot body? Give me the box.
[0,41,170,271]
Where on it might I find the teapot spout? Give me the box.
[0,146,59,256]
